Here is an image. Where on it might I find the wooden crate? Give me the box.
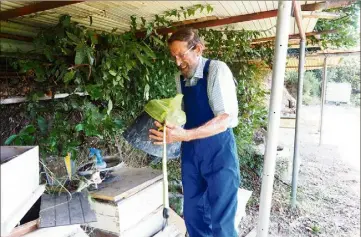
[88,167,164,236]
[92,207,186,237]
[22,225,88,237]
[280,116,296,128]
[1,146,44,236]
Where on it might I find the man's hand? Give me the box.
[149,121,189,145]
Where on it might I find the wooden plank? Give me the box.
[117,180,163,232]
[251,29,338,44]
[0,92,88,105]
[91,229,118,237]
[79,192,97,223]
[39,194,56,228]
[1,185,45,236]
[0,1,83,21]
[89,180,163,234]
[4,219,38,237]
[89,200,119,217]
[240,1,259,30]
[22,225,87,237]
[87,200,119,233]
[153,225,182,237]
[90,167,162,202]
[0,33,33,42]
[136,1,354,38]
[1,146,40,234]
[119,206,163,237]
[55,194,70,226]
[301,0,356,11]
[69,193,85,225]
[302,11,341,19]
[88,214,120,234]
[120,206,186,237]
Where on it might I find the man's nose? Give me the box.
[176,57,182,67]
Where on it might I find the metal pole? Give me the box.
[257,1,292,236]
[291,39,306,208]
[319,57,328,145]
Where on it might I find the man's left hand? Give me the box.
[149,121,189,145]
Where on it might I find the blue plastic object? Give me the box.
[89,148,107,169]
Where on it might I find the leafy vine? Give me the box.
[5,4,273,183]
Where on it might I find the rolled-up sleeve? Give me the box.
[207,61,239,127]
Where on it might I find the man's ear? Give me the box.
[194,43,203,56]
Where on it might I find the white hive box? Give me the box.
[1,146,44,236]
[88,167,165,236]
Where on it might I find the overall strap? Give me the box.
[180,75,185,92]
[203,59,211,80]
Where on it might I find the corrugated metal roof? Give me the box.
[0,1,322,38]
[2,1,341,69]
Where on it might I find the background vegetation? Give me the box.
[285,56,360,106]
[1,2,360,204]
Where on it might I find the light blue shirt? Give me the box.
[175,56,239,128]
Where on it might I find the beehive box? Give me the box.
[1,146,44,236]
[280,116,296,128]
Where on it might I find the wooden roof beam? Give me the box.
[305,51,360,58]
[0,1,83,21]
[292,0,306,41]
[300,0,356,11]
[136,1,355,37]
[0,30,337,47]
[135,9,278,37]
[0,33,33,42]
[251,30,337,44]
[302,12,341,19]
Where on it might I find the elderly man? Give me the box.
[149,28,240,237]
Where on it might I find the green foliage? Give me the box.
[237,144,264,190]
[151,159,181,183]
[312,1,360,48]
[285,70,321,104]
[6,5,273,189]
[4,125,36,145]
[311,225,321,235]
[309,56,361,106]
[327,57,361,90]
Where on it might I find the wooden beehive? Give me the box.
[1,146,45,236]
[88,167,165,236]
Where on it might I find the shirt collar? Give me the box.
[182,56,208,81]
[193,56,207,79]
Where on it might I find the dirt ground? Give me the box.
[238,104,360,237]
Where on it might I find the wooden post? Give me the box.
[319,57,328,145]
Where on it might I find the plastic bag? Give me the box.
[144,94,186,126]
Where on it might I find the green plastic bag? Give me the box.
[144,94,186,126]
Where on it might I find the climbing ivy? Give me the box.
[198,28,271,154]
[312,0,360,48]
[5,4,273,182]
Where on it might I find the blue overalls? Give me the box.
[180,59,240,237]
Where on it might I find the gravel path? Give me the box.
[238,104,360,237]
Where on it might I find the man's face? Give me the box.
[169,41,200,79]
